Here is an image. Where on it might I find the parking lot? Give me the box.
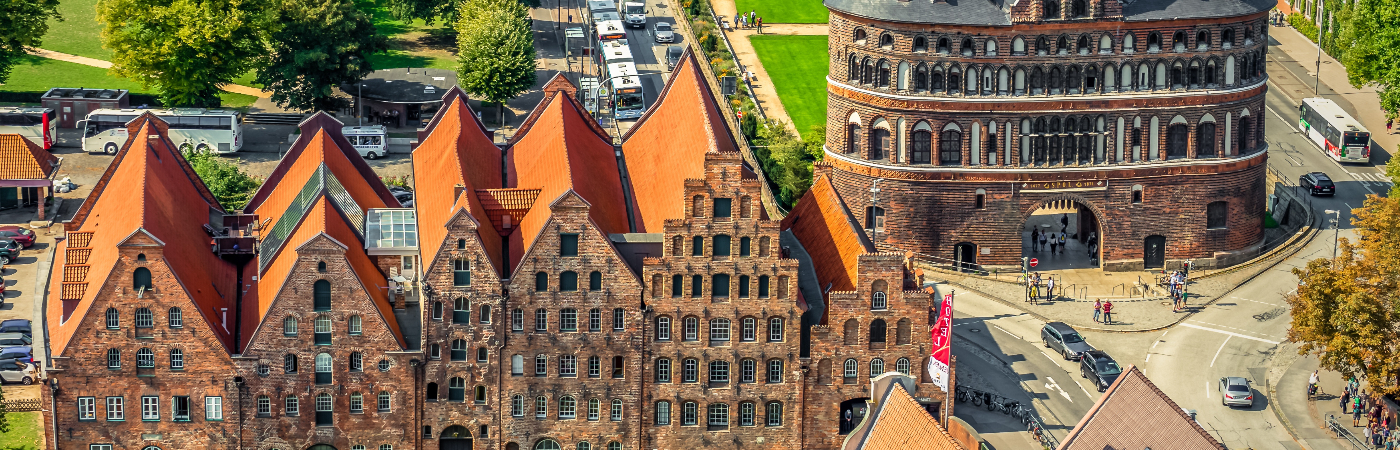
[0,206,56,402]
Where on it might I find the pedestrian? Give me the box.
[1058,232,1067,254]
[1038,231,1048,252]
[1046,276,1056,300]
[1031,228,1040,251]
[1387,117,1394,134]
[1060,213,1069,233]
[1048,232,1058,254]
[756,17,763,33]
[1102,300,1113,324]
[1094,299,1103,322]
[1354,395,1364,426]
[1367,426,1374,447]
[1342,388,1352,413]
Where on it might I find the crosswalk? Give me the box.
[1347,171,1394,189]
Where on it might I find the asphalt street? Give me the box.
[947,30,1391,450]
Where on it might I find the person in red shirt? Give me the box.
[1102,300,1113,324]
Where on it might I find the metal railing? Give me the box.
[954,385,1059,449]
[1325,414,1372,450]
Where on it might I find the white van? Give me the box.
[343,125,387,160]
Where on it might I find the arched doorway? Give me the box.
[308,445,337,450]
[838,398,871,435]
[441,425,473,450]
[1144,235,1166,269]
[1021,197,1102,271]
[952,243,977,272]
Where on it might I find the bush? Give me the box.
[1289,13,1319,42]
[186,151,261,211]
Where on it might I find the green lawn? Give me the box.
[733,0,829,24]
[44,0,109,60]
[0,410,43,450]
[0,56,256,108]
[750,35,828,139]
[365,1,458,70]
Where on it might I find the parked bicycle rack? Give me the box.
[954,385,1060,449]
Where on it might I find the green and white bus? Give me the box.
[1299,97,1371,164]
[78,108,244,155]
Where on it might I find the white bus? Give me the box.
[622,1,646,28]
[1299,97,1371,164]
[587,0,614,23]
[343,125,388,160]
[607,62,646,120]
[0,107,57,150]
[79,108,244,155]
[597,39,633,68]
[595,20,627,42]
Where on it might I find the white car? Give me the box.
[343,125,388,160]
[0,359,37,385]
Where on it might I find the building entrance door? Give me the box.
[1144,235,1166,269]
[441,425,473,450]
[953,243,976,272]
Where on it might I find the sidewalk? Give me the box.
[1274,351,1387,450]
[1267,24,1399,163]
[28,48,272,98]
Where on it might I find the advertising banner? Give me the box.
[928,292,953,392]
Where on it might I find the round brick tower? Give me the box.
[822,0,1273,271]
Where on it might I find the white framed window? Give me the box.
[683,317,698,341]
[205,396,223,420]
[896,357,911,374]
[682,401,698,425]
[741,318,756,341]
[89,446,113,450]
[870,358,885,377]
[708,361,729,384]
[588,398,601,421]
[285,396,299,415]
[656,317,671,340]
[511,395,524,417]
[682,359,698,383]
[611,399,623,421]
[589,308,601,332]
[613,308,624,330]
[560,355,577,377]
[169,349,184,370]
[535,354,547,376]
[536,396,548,418]
[258,396,271,416]
[767,359,783,383]
[844,359,858,378]
[78,397,96,421]
[105,397,123,420]
[740,402,755,426]
[377,392,391,412]
[710,319,730,341]
[349,315,362,335]
[350,393,363,413]
[559,396,577,419]
[168,307,183,327]
[768,318,784,341]
[655,358,671,382]
[512,309,524,331]
[740,359,756,383]
[708,403,729,426]
[655,401,671,425]
[766,402,783,426]
[141,396,159,421]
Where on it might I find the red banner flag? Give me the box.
[928,292,953,392]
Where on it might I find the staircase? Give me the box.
[243,113,305,125]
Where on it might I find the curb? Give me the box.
[938,224,1320,334]
[1265,344,1311,450]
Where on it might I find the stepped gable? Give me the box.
[850,378,965,450]
[48,114,236,355]
[504,74,629,272]
[620,47,738,232]
[0,134,59,179]
[782,170,875,315]
[412,92,506,275]
[1058,365,1226,450]
[245,112,399,214]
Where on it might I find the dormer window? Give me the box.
[1043,0,1059,19]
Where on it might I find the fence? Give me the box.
[3,398,42,412]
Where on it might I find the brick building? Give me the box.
[44,50,952,450]
[823,0,1273,270]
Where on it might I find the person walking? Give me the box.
[1045,276,1056,300]
[1102,300,1113,324]
[1094,299,1103,323]
[1354,395,1365,426]
[1058,232,1067,254]
[1060,213,1069,233]
[1342,388,1352,413]
[1049,232,1059,254]
[1038,230,1048,252]
[1387,117,1394,134]
[1031,228,1041,252]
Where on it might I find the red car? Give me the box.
[0,227,34,248]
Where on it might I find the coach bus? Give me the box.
[607,62,646,120]
[595,20,627,42]
[1299,97,1371,164]
[78,108,244,155]
[0,107,57,150]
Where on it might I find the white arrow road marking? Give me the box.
[1045,377,1073,403]
[1180,322,1283,344]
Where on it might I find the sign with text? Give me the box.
[928,293,954,392]
[1019,180,1108,192]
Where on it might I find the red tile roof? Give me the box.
[858,382,965,450]
[412,93,506,275]
[477,188,541,233]
[48,114,237,355]
[245,113,400,213]
[621,48,738,232]
[505,76,630,272]
[0,134,58,180]
[781,172,874,319]
[1058,365,1226,450]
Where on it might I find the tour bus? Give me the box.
[78,108,244,155]
[622,1,647,28]
[592,11,620,24]
[587,0,614,23]
[0,108,57,150]
[1299,97,1371,163]
[607,62,646,120]
[595,20,627,42]
[597,39,633,68]
[343,125,388,160]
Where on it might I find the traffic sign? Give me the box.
[1029,258,1039,268]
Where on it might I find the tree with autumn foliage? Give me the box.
[1287,164,1400,395]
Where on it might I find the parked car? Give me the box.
[1299,172,1335,196]
[1219,376,1254,407]
[654,22,674,43]
[1041,322,1093,361]
[0,226,35,247]
[666,45,683,71]
[0,346,32,364]
[0,359,36,385]
[0,319,31,337]
[0,239,18,265]
[0,333,31,349]
[1079,350,1122,391]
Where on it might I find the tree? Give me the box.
[0,0,61,84]
[1288,165,1400,395]
[98,0,270,107]
[255,0,387,112]
[1332,0,1400,116]
[0,383,9,433]
[186,152,262,211]
[384,0,457,23]
[455,0,536,125]
[753,120,817,208]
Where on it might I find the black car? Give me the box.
[666,45,683,71]
[1300,172,1336,196]
[0,239,17,265]
[1041,322,1093,361]
[1079,350,1122,391]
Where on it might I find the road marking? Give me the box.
[1045,377,1073,403]
[1190,320,1280,339]
[1206,380,1211,399]
[1153,330,1168,349]
[1145,353,1151,363]
[1230,296,1283,307]
[1266,105,1299,133]
[992,324,1021,340]
[1076,379,1093,398]
[1179,322,1283,344]
[1210,335,1232,367]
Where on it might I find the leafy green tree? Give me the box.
[187,152,262,211]
[455,0,536,125]
[383,0,456,24]
[98,0,270,107]
[0,0,61,84]
[256,0,387,112]
[1288,166,1400,395]
[0,384,9,433]
[753,120,816,207]
[1332,0,1400,115]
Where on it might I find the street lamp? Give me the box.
[1315,0,1323,96]
[1324,209,1340,259]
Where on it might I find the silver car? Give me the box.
[654,22,674,43]
[1218,376,1253,407]
[0,359,36,385]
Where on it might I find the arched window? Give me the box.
[1196,30,1210,50]
[1048,66,1063,93]
[940,128,962,165]
[1056,35,1069,55]
[937,37,950,53]
[560,271,578,291]
[107,348,121,368]
[870,358,885,377]
[843,319,859,345]
[535,272,548,292]
[315,392,332,425]
[1173,31,1186,52]
[897,357,912,374]
[315,353,332,384]
[283,316,298,336]
[457,238,466,249]
[932,66,945,92]
[453,298,470,324]
[914,64,928,91]
[134,307,152,328]
[168,307,182,328]
[1148,32,1162,51]
[846,123,861,154]
[589,271,602,291]
[985,38,997,56]
[560,396,577,418]
[511,395,525,416]
[611,399,624,420]
[1099,34,1111,54]
[960,38,974,56]
[911,129,931,164]
[169,348,184,369]
[1222,29,1235,48]
[869,127,890,160]
[1076,35,1089,55]
[350,351,363,371]
[1238,115,1251,153]
[448,377,466,401]
[877,60,891,88]
[843,358,858,380]
[1167,123,1189,157]
[480,304,492,323]
[861,57,873,84]
[314,315,331,345]
[451,339,467,361]
[133,268,152,291]
[1043,0,1059,19]
[879,33,893,49]
[1197,122,1217,157]
[871,280,887,310]
[1123,33,1136,53]
[313,280,331,310]
[854,28,867,43]
[106,307,120,329]
[869,319,887,344]
[847,54,859,81]
[913,36,927,52]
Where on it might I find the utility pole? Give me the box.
[1325,209,1340,259]
[1314,0,1323,96]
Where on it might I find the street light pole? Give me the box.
[1325,209,1340,259]
[1314,0,1323,96]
